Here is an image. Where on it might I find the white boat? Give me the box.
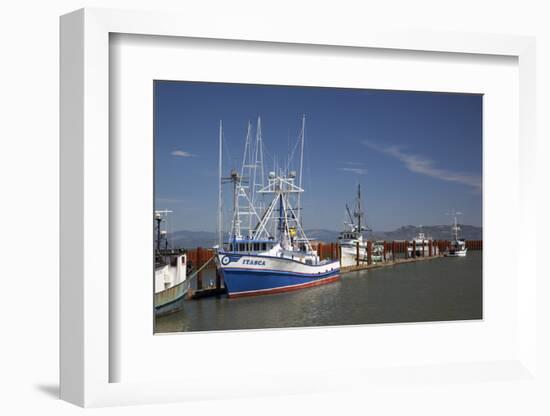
[214,116,340,297]
[372,241,390,262]
[445,212,468,257]
[154,210,191,314]
[407,228,435,257]
[338,184,371,267]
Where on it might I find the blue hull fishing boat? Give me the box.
[214,116,340,297]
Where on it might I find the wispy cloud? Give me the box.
[171,150,196,157]
[343,161,364,166]
[362,140,481,191]
[338,167,368,175]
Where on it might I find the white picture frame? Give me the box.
[60,8,538,408]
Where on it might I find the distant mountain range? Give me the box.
[167,225,482,249]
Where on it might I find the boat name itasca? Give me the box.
[241,259,266,266]
[214,116,341,298]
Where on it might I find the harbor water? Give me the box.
[155,251,482,333]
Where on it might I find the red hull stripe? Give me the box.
[228,275,341,298]
[223,266,340,276]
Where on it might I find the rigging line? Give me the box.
[261,140,275,174]
[285,130,302,173]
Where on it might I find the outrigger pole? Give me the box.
[218,120,223,247]
[297,114,305,225]
[357,183,362,232]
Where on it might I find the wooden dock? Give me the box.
[181,240,483,297]
[341,253,443,274]
[189,286,226,299]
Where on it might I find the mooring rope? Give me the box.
[187,255,216,281]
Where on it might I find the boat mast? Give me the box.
[218,120,223,247]
[297,114,305,225]
[221,168,242,247]
[450,210,462,241]
[345,203,354,227]
[357,183,362,233]
[155,212,162,253]
[154,209,172,252]
[278,194,284,239]
[252,117,265,207]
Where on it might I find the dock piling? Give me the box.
[196,247,203,290]
[215,269,221,290]
[367,241,372,265]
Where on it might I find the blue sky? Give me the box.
[154,81,482,232]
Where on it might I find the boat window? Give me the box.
[253,243,259,251]
[261,243,266,251]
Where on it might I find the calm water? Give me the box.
[155,251,482,333]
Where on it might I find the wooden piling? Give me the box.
[367,240,372,265]
[215,269,221,290]
[196,247,203,290]
[412,240,416,258]
[392,241,396,261]
[356,241,360,266]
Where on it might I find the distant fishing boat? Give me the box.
[408,226,434,257]
[371,241,389,262]
[445,212,468,257]
[154,210,191,314]
[215,116,340,297]
[338,184,371,267]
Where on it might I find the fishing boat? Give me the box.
[338,184,371,267]
[445,212,468,257]
[154,210,191,315]
[408,227,434,257]
[215,116,340,297]
[372,241,389,262]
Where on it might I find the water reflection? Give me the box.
[156,251,482,333]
